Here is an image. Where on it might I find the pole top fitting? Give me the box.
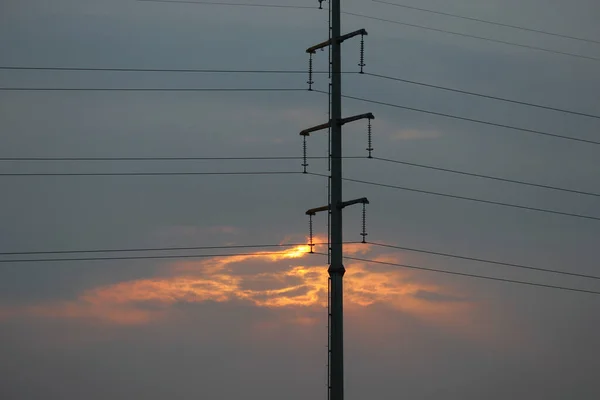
[300,121,332,136]
[306,204,330,216]
[340,197,369,209]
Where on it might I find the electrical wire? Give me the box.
[371,0,600,45]
[0,66,331,74]
[0,242,335,257]
[311,90,600,146]
[327,253,600,296]
[342,11,600,62]
[0,251,322,264]
[370,156,600,198]
[2,66,596,120]
[0,87,307,92]
[0,242,350,256]
[0,171,304,177]
[307,172,600,222]
[136,0,317,9]
[133,0,600,61]
[363,72,600,120]
[368,242,600,281]
[3,154,596,198]
[341,175,600,222]
[0,156,349,161]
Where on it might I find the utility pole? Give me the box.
[301,2,372,400]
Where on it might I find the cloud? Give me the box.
[0,238,472,331]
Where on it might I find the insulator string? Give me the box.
[367,118,373,158]
[309,214,315,253]
[302,135,309,173]
[308,53,314,90]
[361,202,368,243]
[359,34,366,73]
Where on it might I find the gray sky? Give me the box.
[1,0,599,399]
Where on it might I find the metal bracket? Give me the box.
[306,204,330,216]
[306,197,369,215]
[340,197,369,209]
[300,121,332,137]
[340,113,374,126]
[306,29,368,54]
[300,113,374,137]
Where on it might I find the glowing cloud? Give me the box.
[0,238,471,328]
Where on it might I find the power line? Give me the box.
[0,66,330,74]
[371,156,600,198]
[368,242,600,281]
[0,87,307,92]
[307,172,600,222]
[364,72,600,120]
[0,250,325,264]
[137,0,600,61]
[313,91,600,146]
[134,0,600,61]
[372,0,600,45]
[136,0,317,9]
[2,66,596,120]
[3,154,597,199]
[4,154,596,198]
[342,11,600,62]
[0,171,304,177]
[341,175,600,222]
[332,253,600,296]
[0,156,339,161]
[5,66,595,119]
[0,242,338,257]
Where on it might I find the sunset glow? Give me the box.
[1,239,470,327]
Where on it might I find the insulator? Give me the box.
[366,118,373,158]
[358,34,366,73]
[302,135,309,173]
[360,202,368,243]
[307,53,314,90]
[309,214,315,253]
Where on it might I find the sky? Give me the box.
[1,0,599,399]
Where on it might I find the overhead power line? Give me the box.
[313,91,600,146]
[364,72,600,120]
[0,156,335,161]
[3,154,597,199]
[335,253,600,296]
[341,175,600,222]
[372,0,600,45]
[133,0,600,61]
[371,156,600,198]
[3,66,596,119]
[0,242,337,257]
[1,250,325,264]
[0,66,330,74]
[0,171,304,177]
[0,87,306,92]
[136,0,316,9]
[368,242,600,281]
[307,173,600,222]
[342,11,600,62]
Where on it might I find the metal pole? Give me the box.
[329,0,344,400]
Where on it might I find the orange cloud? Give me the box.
[0,239,472,329]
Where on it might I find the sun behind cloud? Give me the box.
[0,238,472,329]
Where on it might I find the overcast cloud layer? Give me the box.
[1,0,599,399]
